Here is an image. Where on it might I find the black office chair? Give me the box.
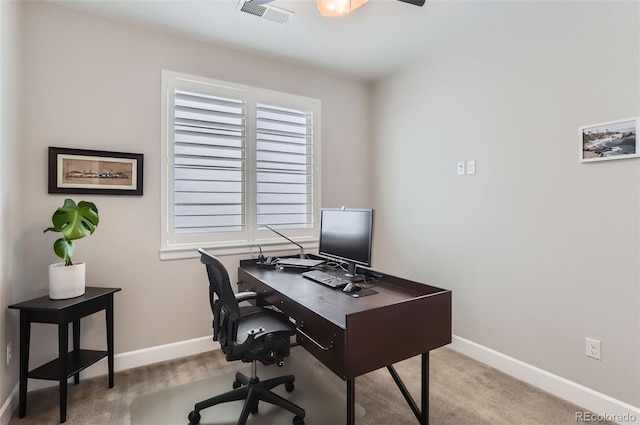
[188,249,305,425]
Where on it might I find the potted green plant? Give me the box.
[44,199,99,299]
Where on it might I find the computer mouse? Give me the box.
[342,282,361,293]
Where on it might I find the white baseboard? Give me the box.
[113,335,216,372]
[0,335,217,424]
[449,335,640,424]
[0,385,18,425]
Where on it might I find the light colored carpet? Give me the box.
[8,346,616,425]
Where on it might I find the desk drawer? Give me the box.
[237,274,279,308]
[238,271,347,379]
[288,302,346,379]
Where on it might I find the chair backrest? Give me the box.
[198,248,241,353]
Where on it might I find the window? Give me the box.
[161,71,321,259]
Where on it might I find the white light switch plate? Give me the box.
[466,160,476,174]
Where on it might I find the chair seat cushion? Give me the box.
[235,309,296,345]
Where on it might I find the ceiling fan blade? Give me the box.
[396,0,426,6]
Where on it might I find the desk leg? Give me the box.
[387,352,429,425]
[347,378,355,425]
[422,353,429,425]
[18,312,30,418]
[72,319,80,385]
[106,295,115,388]
[58,317,68,423]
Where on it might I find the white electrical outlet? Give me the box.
[6,342,11,366]
[457,161,465,176]
[586,337,601,360]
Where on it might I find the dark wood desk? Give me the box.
[8,287,121,423]
[237,260,451,425]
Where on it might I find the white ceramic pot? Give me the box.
[49,262,86,299]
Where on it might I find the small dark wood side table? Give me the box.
[8,287,121,423]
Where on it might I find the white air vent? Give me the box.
[237,1,293,24]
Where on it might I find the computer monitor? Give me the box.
[318,208,374,281]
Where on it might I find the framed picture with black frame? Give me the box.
[48,147,144,195]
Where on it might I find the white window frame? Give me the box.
[160,70,321,260]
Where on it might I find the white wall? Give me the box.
[0,0,22,420]
[3,0,371,404]
[372,0,639,407]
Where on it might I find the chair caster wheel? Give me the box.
[188,410,201,424]
[293,415,305,425]
[233,379,242,389]
[285,381,295,392]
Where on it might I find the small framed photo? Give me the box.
[580,117,638,162]
[48,147,144,195]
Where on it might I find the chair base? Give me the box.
[188,370,305,425]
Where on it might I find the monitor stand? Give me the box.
[345,262,365,282]
[346,274,365,283]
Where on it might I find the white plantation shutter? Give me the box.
[161,71,320,254]
[173,90,247,234]
[256,103,314,229]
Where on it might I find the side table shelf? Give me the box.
[8,287,121,423]
[28,349,108,381]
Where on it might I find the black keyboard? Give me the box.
[301,269,350,288]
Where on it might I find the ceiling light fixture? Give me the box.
[317,0,369,17]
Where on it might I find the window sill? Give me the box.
[159,240,319,261]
